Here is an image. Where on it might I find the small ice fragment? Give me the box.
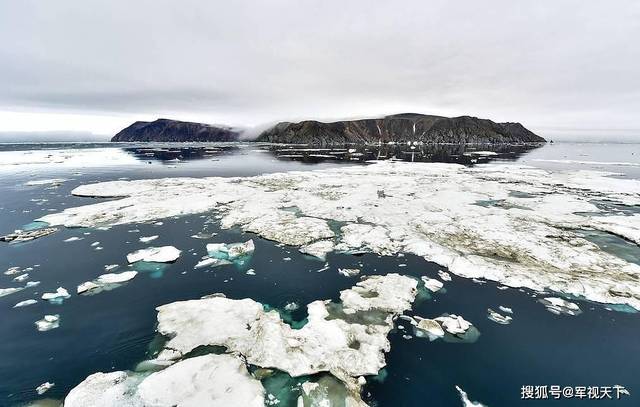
[35,314,60,331]
[456,385,487,407]
[139,235,159,243]
[416,318,445,337]
[498,306,513,314]
[4,266,21,275]
[194,257,231,269]
[246,268,256,275]
[14,299,37,308]
[36,382,55,395]
[77,281,100,294]
[41,287,70,301]
[437,270,452,281]
[421,277,443,292]
[127,246,181,263]
[284,302,299,311]
[104,264,119,271]
[338,268,360,277]
[539,297,582,316]
[487,308,513,325]
[97,271,138,284]
[90,241,100,247]
[64,236,83,242]
[13,273,29,282]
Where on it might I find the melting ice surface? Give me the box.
[0,141,640,406]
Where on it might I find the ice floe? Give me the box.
[127,246,181,263]
[25,178,66,186]
[338,268,360,277]
[64,354,265,407]
[35,315,60,331]
[14,299,37,308]
[1,227,57,243]
[456,385,487,407]
[421,277,444,292]
[36,382,55,395]
[154,274,417,385]
[539,297,582,316]
[36,161,640,309]
[139,235,159,243]
[41,287,70,302]
[77,271,138,294]
[487,308,513,325]
[434,314,473,335]
[206,239,255,260]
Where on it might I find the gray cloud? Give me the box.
[1,0,639,139]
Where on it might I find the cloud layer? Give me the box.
[1,0,639,138]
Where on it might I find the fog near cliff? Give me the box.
[0,0,639,141]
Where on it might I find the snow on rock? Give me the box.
[127,246,181,263]
[539,297,582,316]
[63,354,265,407]
[36,161,640,310]
[154,274,418,382]
[35,315,60,331]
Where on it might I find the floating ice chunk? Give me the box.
[438,270,452,281]
[154,274,417,381]
[206,239,255,260]
[246,268,256,275]
[338,268,360,277]
[421,277,443,292]
[104,264,118,271]
[498,306,513,314]
[284,302,299,311]
[97,271,138,284]
[36,382,55,395]
[77,281,100,294]
[456,385,487,407]
[90,241,100,247]
[25,179,66,186]
[4,266,21,275]
[416,318,445,338]
[13,273,29,282]
[539,297,582,316]
[42,287,70,301]
[487,308,513,325]
[1,227,57,243]
[434,314,473,335]
[14,299,37,308]
[127,246,181,263]
[139,235,158,243]
[300,240,335,260]
[64,354,265,407]
[35,314,60,331]
[78,271,138,294]
[64,236,83,242]
[194,257,231,269]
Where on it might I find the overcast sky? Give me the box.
[1,0,639,140]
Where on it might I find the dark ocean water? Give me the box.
[0,142,639,406]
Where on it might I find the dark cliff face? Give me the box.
[111,119,240,142]
[256,114,545,144]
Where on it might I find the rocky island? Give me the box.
[111,114,545,144]
[111,118,240,142]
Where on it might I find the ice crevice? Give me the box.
[36,161,640,309]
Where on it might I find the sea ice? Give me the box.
[41,287,70,301]
[36,382,55,395]
[1,227,57,243]
[154,274,417,383]
[78,271,138,294]
[338,268,360,277]
[416,318,445,338]
[14,299,37,308]
[37,161,640,310]
[127,246,181,263]
[35,315,60,331]
[434,314,473,335]
[63,354,265,407]
[421,277,444,292]
[539,297,582,316]
[139,235,159,243]
[456,385,487,407]
[206,239,255,260]
[487,308,513,325]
